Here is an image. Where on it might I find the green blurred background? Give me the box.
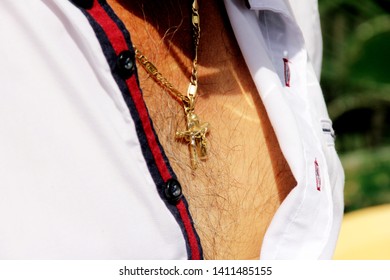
[319,0,390,213]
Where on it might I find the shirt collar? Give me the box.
[246,0,294,20]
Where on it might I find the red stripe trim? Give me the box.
[85,0,201,259]
[177,200,201,260]
[128,68,200,260]
[87,2,171,181]
[87,2,127,55]
[126,77,172,182]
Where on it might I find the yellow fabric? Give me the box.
[334,204,390,259]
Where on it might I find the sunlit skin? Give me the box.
[108,0,296,259]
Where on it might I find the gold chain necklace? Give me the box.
[134,0,209,169]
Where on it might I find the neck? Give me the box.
[109,0,194,60]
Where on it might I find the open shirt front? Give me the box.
[0,0,344,259]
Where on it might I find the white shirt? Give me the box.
[0,0,344,259]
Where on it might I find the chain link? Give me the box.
[133,0,200,105]
[134,49,187,103]
[190,0,200,89]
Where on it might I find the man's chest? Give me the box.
[108,0,296,258]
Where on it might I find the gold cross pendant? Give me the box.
[176,110,209,169]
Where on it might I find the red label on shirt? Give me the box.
[283,58,291,87]
[315,159,321,191]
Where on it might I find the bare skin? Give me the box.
[108,0,296,259]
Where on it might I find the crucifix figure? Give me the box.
[176,108,209,169]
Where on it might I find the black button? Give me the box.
[117,50,135,79]
[164,179,183,204]
[69,0,94,9]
